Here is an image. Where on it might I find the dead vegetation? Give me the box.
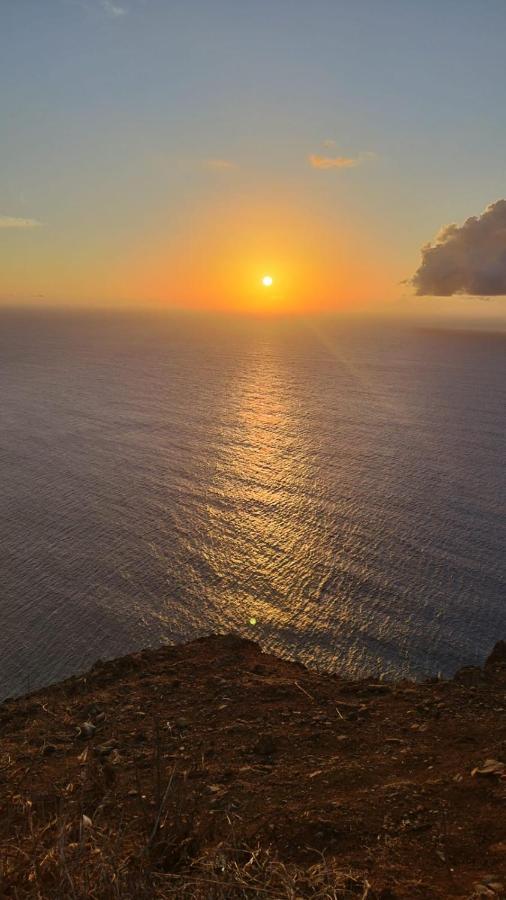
[1,635,506,898]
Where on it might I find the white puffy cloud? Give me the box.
[412,200,506,296]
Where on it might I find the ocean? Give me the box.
[1,310,504,698]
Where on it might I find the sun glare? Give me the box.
[262,275,273,287]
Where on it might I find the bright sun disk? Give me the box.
[262,275,273,287]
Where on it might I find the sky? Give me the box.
[2,0,506,320]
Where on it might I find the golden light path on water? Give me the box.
[199,334,371,672]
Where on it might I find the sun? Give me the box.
[261,274,273,287]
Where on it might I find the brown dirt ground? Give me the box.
[1,634,506,898]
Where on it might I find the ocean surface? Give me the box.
[1,310,505,698]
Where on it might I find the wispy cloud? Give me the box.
[308,150,373,170]
[101,0,126,17]
[0,215,42,229]
[202,158,238,172]
[62,1,127,20]
[309,154,360,170]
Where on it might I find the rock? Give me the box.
[79,722,96,739]
[474,885,495,898]
[471,759,505,777]
[485,641,506,671]
[489,842,506,855]
[81,815,93,829]
[454,666,484,687]
[473,881,504,898]
[95,740,119,757]
[176,717,189,729]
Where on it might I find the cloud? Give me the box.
[202,158,238,172]
[308,150,373,170]
[412,199,506,296]
[0,215,41,229]
[63,1,127,20]
[309,154,360,169]
[101,0,126,16]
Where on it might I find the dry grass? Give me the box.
[1,809,369,899]
[1,738,369,899]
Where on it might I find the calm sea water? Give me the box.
[1,310,505,698]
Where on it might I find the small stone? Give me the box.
[80,722,96,738]
[176,717,189,729]
[474,886,495,898]
[454,666,484,687]
[471,759,505,777]
[95,738,118,756]
[489,842,506,855]
[96,740,119,757]
[82,814,93,829]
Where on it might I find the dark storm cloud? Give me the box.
[412,200,506,296]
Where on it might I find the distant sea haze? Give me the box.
[1,310,505,698]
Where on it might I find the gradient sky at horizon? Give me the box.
[2,0,506,320]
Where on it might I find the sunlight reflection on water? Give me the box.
[0,312,505,697]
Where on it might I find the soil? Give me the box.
[1,634,506,898]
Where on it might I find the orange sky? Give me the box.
[98,192,396,315]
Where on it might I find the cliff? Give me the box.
[1,634,506,898]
